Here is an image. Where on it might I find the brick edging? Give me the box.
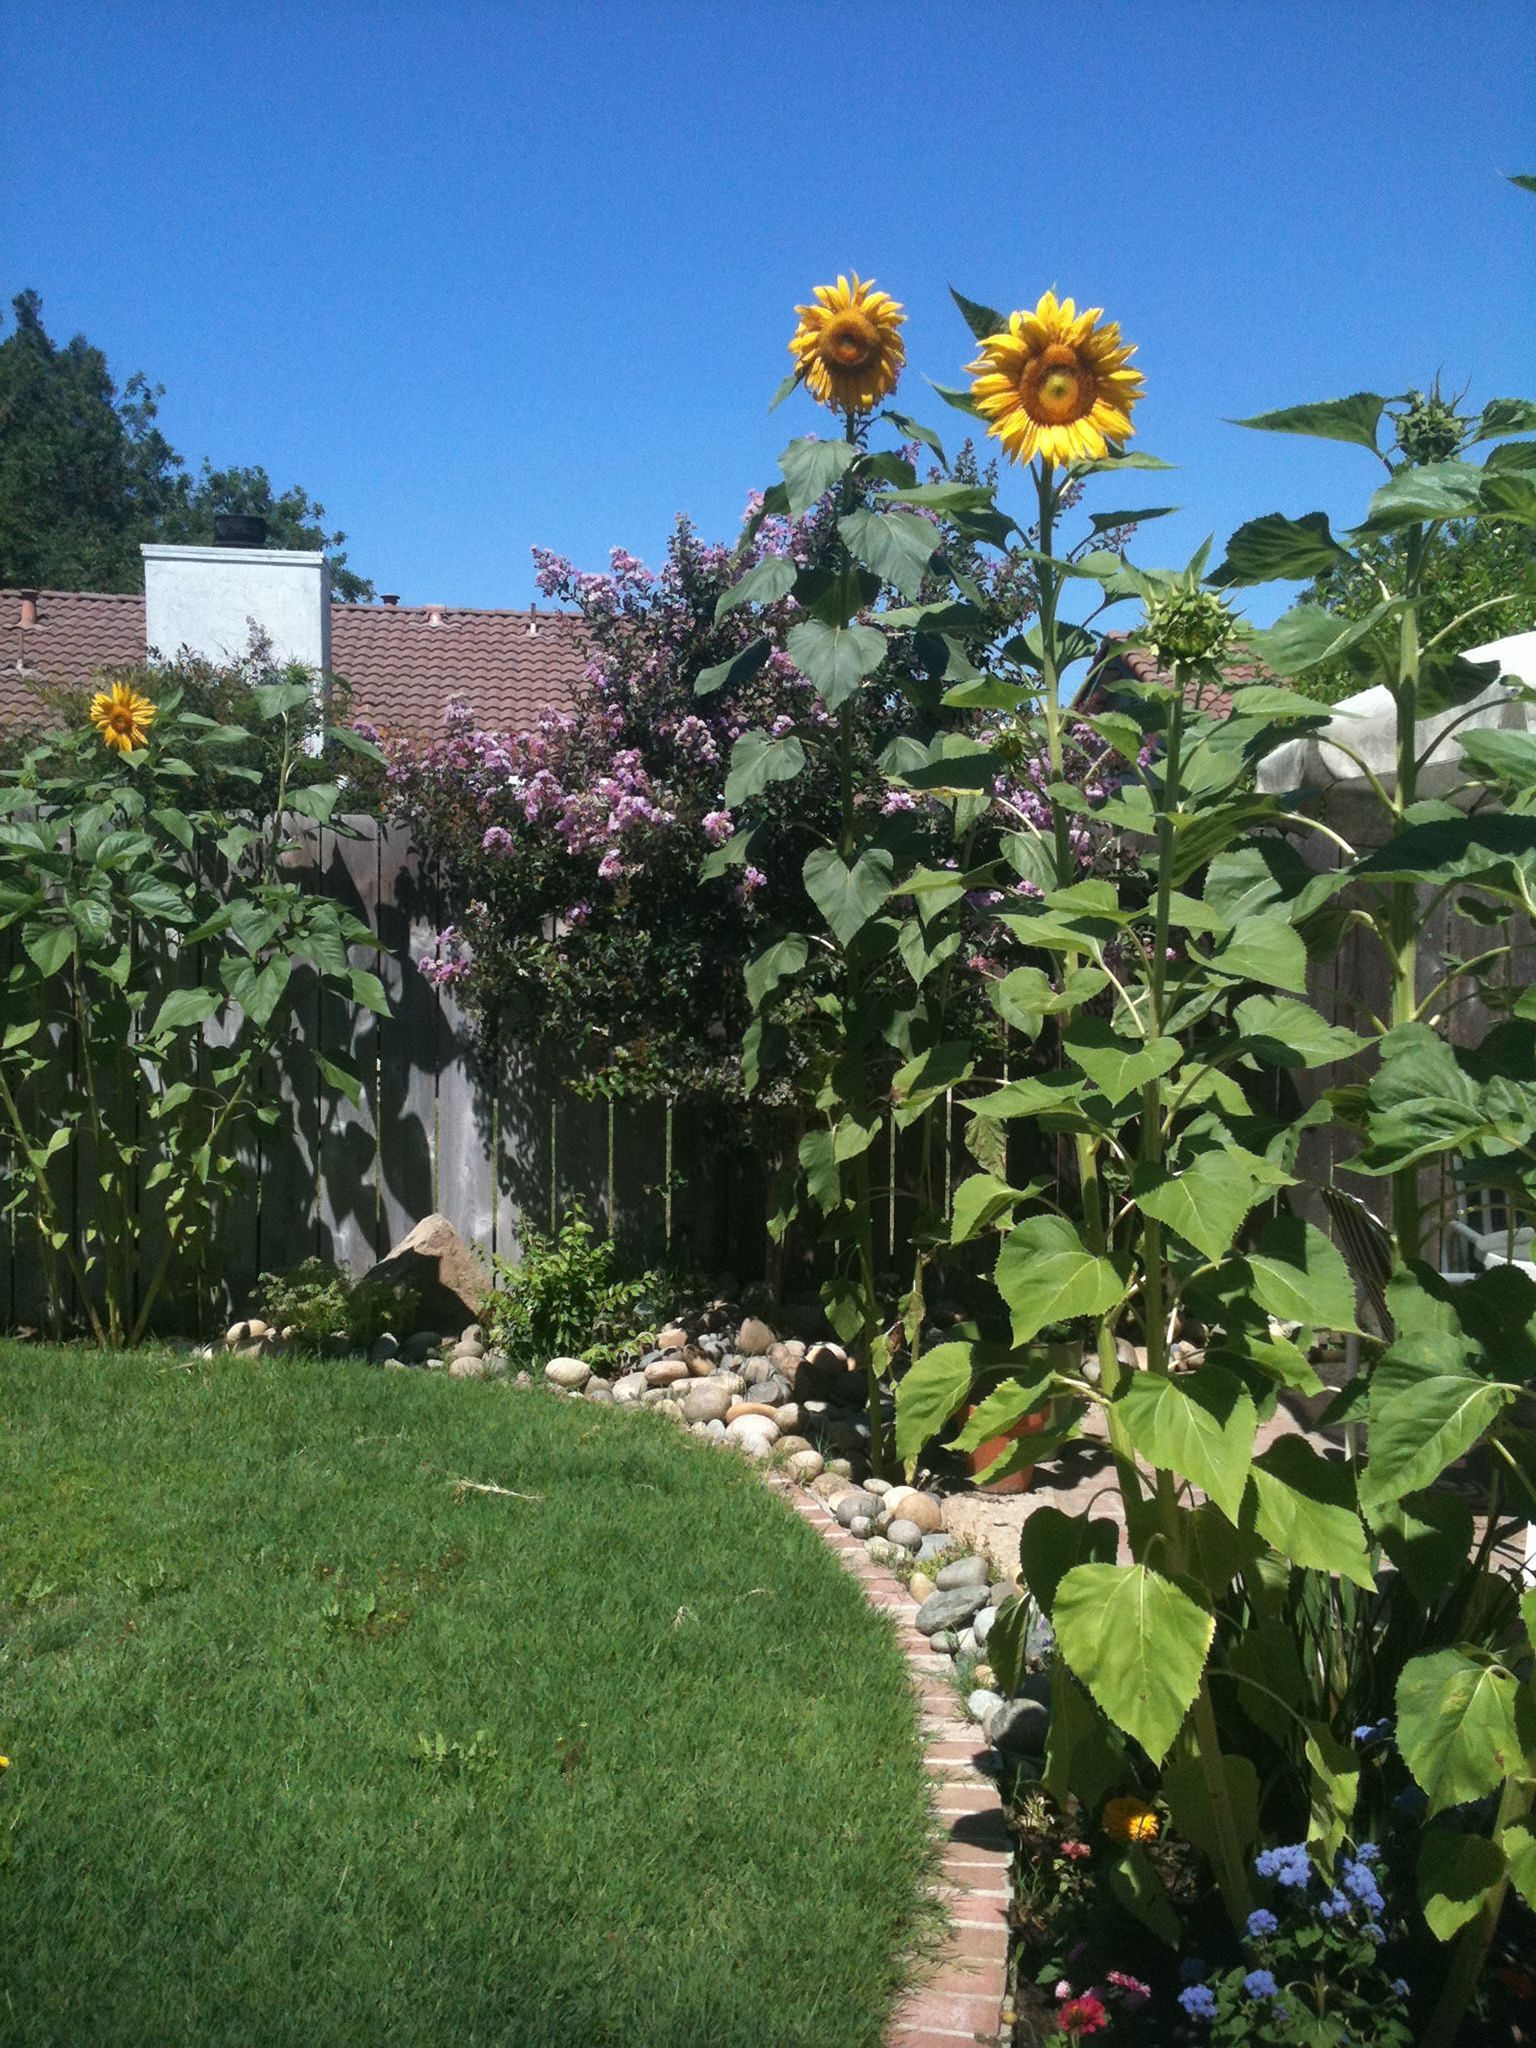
[764,1475,1011,2048]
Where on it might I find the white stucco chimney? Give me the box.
[141,542,332,674]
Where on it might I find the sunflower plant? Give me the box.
[0,663,386,1345]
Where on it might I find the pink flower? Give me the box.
[597,848,623,882]
[1108,1971,1150,2012]
[481,825,513,855]
[702,809,735,847]
[1060,1841,1091,1862]
[566,900,591,927]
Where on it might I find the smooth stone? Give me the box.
[640,1387,669,1408]
[931,1630,961,1654]
[612,1371,649,1404]
[973,1606,998,1648]
[644,1358,689,1387]
[225,1318,272,1345]
[987,1582,1013,1609]
[657,1325,689,1353]
[714,1370,746,1397]
[545,1357,590,1389]
[821,1421,868,1459]
[682,1383,733,1426]
[794,1342,859,1403]
[736,1317,775,1356]
[400,1331,440,1365]
[368,1334,399,1364]
[687,1352,715,1377]
[834,1488,881,1529]
[460,1323,483,1346]
[448,1353,486,1380]
[584,1381,615,1404]
[935,1556,991,1591]
[917,1533,956,1564]
[886,1518,923,1553]
[902,1492,945,1535]
[483,1349,510,1380]
[865,1477,891,1497]
[827,1458,854,1479]
[725,1399,781,1424]
[907,1571,937,1606]
[968,1688,1005,1724]
[359,1212,487,1337]
[849,1514,875,1538]
[914,1584,989,1636]
[785,1449,824,1482]
[450,1339,484,1361]
[775,1433,813,1457]
[864,1536,903,1566]
[956,1628,978,1655]
[768,1340,805,1372]
[724,1414,779,1456]
[809,1472,851,1504]
[973,1663,995,1690]
[696,1333,729,1363]
[772,1402,800,1430]
[985,1695,1050,1755]
[754,1375,793,1408]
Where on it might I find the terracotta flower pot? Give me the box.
[965,1339,1082,1495]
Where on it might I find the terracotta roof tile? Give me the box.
[0,589,586,738]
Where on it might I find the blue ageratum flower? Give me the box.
[1318,1888,1352,1921]
[1178,1984,1218,2022]
[1391,1978,1410,2000]
[1255,1843,1312,1889]
[1353,1717,1393,1746]
[1244,1970,1279,2000]
[1339,1855,1386,1915]
[1246,1908,1279,1939]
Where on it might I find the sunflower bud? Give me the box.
[1394,387,1465,466]
[1143,587,1238,671]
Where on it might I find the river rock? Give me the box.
[917,1533,955,1564]
[448,1352,487,1380]
[725,1399,780,1424]
[968,1688,1004,1724]
[973,1606,998,1648]
[644,1357,689,1388]
[985,1695,1050,1756]
[682,1382,733,1425]
[768,1340,805,1373]
[935,1555,991,1591]
[612,1370,648,1404]
[736,1316,775,1356]
[886,1518,923,1553]
[545,1357,591,1390]
[915,1584,990,1636]
[834,1488,881,1529]
[786,1449,824,1482]
[795,1341,860,1403]
[908,1571,936,1606]
[483,1349,510,1379]
[585,1380,615,1404]
[359,1212,488,1336]
[724,1413,779,1457]
[401,1331,440,1365]
[901,1492,944,1534]
[369,1333,399,1364]
[656,1324,689,1353]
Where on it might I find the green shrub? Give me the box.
[482,1206,672,1371]
[253,1257,418,1352]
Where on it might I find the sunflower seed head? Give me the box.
[1394,387,1466,466]
[1143,587,1239,670]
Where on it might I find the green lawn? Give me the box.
[0,1346,934,2048]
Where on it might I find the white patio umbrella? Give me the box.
[1257,629,1536,799]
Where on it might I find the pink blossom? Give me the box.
[702,809,735,847]
[597,848,623,882]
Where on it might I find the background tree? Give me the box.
[0,290,373,600]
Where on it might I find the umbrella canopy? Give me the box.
[1257,630,1536,799]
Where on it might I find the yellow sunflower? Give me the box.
[966,291,1144,467]
[789,273,906,416]
[89,681,157,755]
[1103,1795,1160,1845]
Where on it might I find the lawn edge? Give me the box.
[762,1473,1012,2048]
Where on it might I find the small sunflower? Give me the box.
[966,291,1144,467]
[789,273,906,416]
[89,682,157,755]
[1103,1795,1160,1845]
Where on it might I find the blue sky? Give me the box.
[6,1,1533,621]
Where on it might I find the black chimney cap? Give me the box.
[213,513,269,548]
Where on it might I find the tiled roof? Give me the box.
[1076,637,1274,721]
[330,601,586,738]
[0,589,585,737]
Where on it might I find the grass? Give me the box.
[0,1345,935,2048]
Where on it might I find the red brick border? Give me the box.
[765,1476,1011,2047]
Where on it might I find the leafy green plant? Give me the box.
[0,660,387,1344]
[482,1203,672,1370]
[252,1257,419,1352]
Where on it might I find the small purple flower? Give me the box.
[701,809,735,847]
[1391,1979,1410,2000]
[566,900,591,927]
[1353,1719,1393,1746]
[597,848,623,882]
[481,824,514,855]
[1178,1984,1217,2022]
[1243,1970,1278,2001]
[1246,1909,1278,1939]
[1318,1888,1352,1921]
[1256,1844,1312,1890]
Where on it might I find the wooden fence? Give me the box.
[2,807,1527,1336]
[0,819,772,1335]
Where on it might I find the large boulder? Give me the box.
[359,1213,488,1336]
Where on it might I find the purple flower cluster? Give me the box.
[1255,1843,1312,1889]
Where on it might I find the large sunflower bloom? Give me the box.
[966,291,1143,466]
[89,681,157,755]
[789,273,906,416]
